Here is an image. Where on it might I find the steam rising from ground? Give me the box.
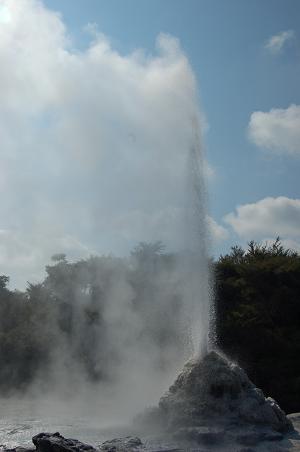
[1,250,210,425]
[0,0,211,425]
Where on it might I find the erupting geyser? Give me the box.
[133,122,294,449]
[2,97,296,452]
[183,123,212,358]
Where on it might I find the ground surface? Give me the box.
[1,415,300,451]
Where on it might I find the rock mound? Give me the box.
[4,434,146,452]
[158,351,292,435]
[32,432,96,452]
[99,436,145,452]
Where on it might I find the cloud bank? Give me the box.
[264,30,295,54]
[224,196,300,249]
[248,104,300,156]
[0,0,212,288]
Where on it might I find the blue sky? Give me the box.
[0,0,300,287]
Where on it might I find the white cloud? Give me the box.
[280,238,300,253]
[0,229,93,288]
[264,30,295,54]
[224,197,300,250]
[0,0,210,288]
[206,216,229,243]
[248,104,300,156]
[0,4,11,23]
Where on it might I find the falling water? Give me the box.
[182,118,212,358]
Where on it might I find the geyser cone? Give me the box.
[154,351,292,435]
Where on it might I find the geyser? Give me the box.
[136,352,293,449]
[158,352,292,434]
[132,124,294,449]
[183,127,212,358]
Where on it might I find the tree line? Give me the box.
[0,239,299,413]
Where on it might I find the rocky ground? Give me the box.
[1,423,300,452]
[2,352,300,451]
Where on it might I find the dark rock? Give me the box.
[99,436,145,452]
[239,449,256,452]
[32,432,96,452]
[262,430,284,441]
[173,426,225,445]
[235,431,264,446]
[147,449,185,452]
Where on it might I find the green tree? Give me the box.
[215,239,300,413]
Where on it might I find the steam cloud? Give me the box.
[0,0,212,428]
[0,0,207,289]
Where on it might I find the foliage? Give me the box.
[214,238,300,413]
